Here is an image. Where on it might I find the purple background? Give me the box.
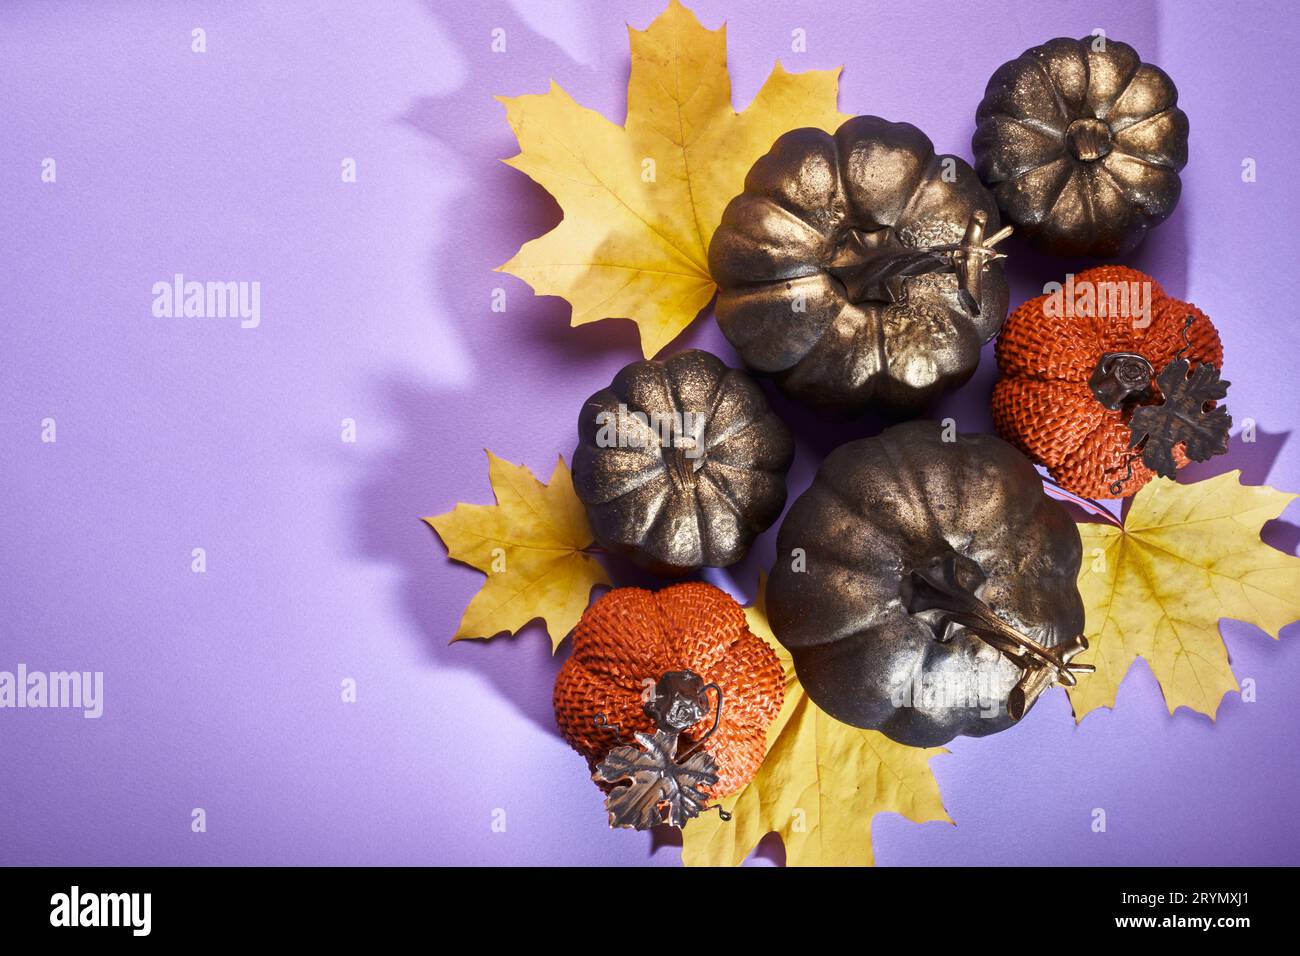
[2,0,1298,866]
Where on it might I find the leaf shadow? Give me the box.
[1179,427,1290,489]
[351,375,569,739]
[648,821,786,865]
[397,0,654,372]
[363,1,634,743]
[1179,427,1298,556]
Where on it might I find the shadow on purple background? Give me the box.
[3,0,1298,867]
[373,0,1300,865]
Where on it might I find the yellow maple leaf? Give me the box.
[682,576,950,867]
[1069,470,1300,720]
[424,451,610,651]
[496,0,849,358]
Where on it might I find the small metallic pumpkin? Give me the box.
[709,115,1010,417]
[553,582,785,798]
[973,36,1188,257]
[572,349,793,576]
[993,266,1227,498]
[767,421,1088,747]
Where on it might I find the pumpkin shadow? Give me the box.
[377,0,800,799]
[997,206,1190,308]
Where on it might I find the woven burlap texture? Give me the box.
[993,265,1223,498]
[553,582,784,798]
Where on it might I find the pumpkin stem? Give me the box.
[901,554,1093,720]
[827,210,1010,315]
[1088,351,1155,410]
[1066,118,1113,162]
[666,444,702,491]
[644,669,717,736]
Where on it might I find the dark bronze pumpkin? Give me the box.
[709,115,1010,417]
[767,421,1086,746]
[573,349,793,576]
[973,36,1188,257]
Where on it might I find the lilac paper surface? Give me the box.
[2,0,1298,866]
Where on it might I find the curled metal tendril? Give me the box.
[1173,313,1195,361]
[1109,454,1139,496]
[676,683,723,760]
[592,712,623,740]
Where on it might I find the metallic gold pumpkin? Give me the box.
[709,115,1010,417]
[767,421,1085,746]
[573,349,793,576]
[973,36,1188,257]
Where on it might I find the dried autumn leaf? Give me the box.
[424,452,610,651]
[681,576,950,867]
[1070,470,1300,720]
[496,0,849,358]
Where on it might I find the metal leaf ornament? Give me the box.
[591,669,732,831]
[595,731,720,830]
[1128,351,1231,480]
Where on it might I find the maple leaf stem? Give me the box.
[1041,478,1125,530]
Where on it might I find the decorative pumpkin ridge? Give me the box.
[553,582,785,798]
[767,421,1087,747]
[573,349,793,576]
[992,265,1225,498]
[972,36,1189,257]
[709,115,1010,417]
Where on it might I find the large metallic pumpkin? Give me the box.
[573,349,793,576]
[973,36,1188,257]
[709,115,1010,417]
[767,421,1087,747]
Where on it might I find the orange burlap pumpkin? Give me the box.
[993,266,1223,498]
[553,582,784,798]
